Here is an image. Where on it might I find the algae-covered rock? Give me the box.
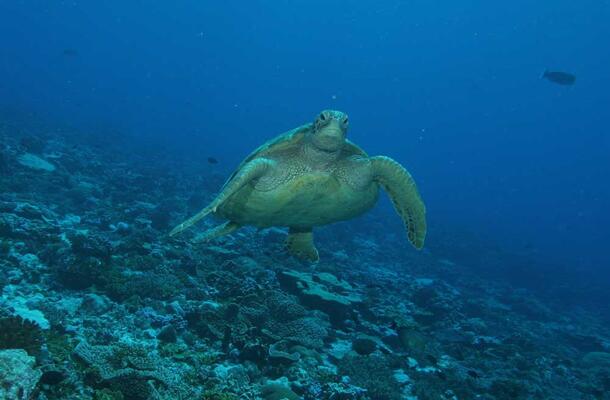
[337,353,402,400]
[0,148,9,175]
[93,388,125,400]
[0,349,42,400]
[268,341,301,364]
[73,341,192,399]
[352,335,378,355]
[263,316,328,349]
[17,152,56,171]
[202,391,239,400]
[581,351,610,370]
[278,270,362,324]
[397,326,428,354]
[157,324,178,343]
[260,382,300,400]
[322,382,368,399]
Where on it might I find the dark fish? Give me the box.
[207,157,218,164]
[467,370,480,379]
[542,70,576,86]
[426,354,438,364]
[62,49,79,57]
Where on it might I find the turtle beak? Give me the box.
[314,119,345,151]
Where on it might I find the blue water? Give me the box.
[1,1,609,287]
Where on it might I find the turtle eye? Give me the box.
[319,113,327,121]
[343,117,349,125]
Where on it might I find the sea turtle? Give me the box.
[170,110,426,261]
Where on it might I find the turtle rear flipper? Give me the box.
[371,156,426,249]
[285,228,319,262]
[194,221,240,243]
[169,204,214,237]
[169,158,276,237]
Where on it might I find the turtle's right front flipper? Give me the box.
[169,158,276,237]
[370,156,426,249]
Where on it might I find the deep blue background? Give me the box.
[1,1,609,282]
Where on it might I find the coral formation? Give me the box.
[17,152,56,171]
[0,349,42,400]
[0,122,608,399]
[338,354,403,400]
[74,341,194,399]
[0,314,44,356]
[279,270,363,325]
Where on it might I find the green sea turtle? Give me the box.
[170,110,426,261]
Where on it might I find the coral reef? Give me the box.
[0,314,44,356]
[17,152,56,172]
[279,270,363,325]
[0,349,42,400]
[74,341,195,399]
[338,354,403,400]
[0,120,609,399]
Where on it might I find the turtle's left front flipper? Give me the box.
[169,158,276,237]
[371,156,426,249]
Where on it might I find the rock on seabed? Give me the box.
[17,152,56,172]
[0,349,42,400]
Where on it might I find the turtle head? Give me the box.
[311,110,349,152]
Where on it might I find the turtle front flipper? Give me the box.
[193,221,240,243]
[371,156,426,249]
[170,158,276,237]
[285,228,319,262]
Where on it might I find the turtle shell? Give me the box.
[225,122,368,184]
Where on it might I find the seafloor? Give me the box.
[1,118,609,400]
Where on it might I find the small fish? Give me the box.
[426,354,438,364]
[467,370,480,379]
[207,157,219,164]
[542,70,576,86]
[62,49,79,57]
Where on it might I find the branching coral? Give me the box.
[0,315,44,356]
